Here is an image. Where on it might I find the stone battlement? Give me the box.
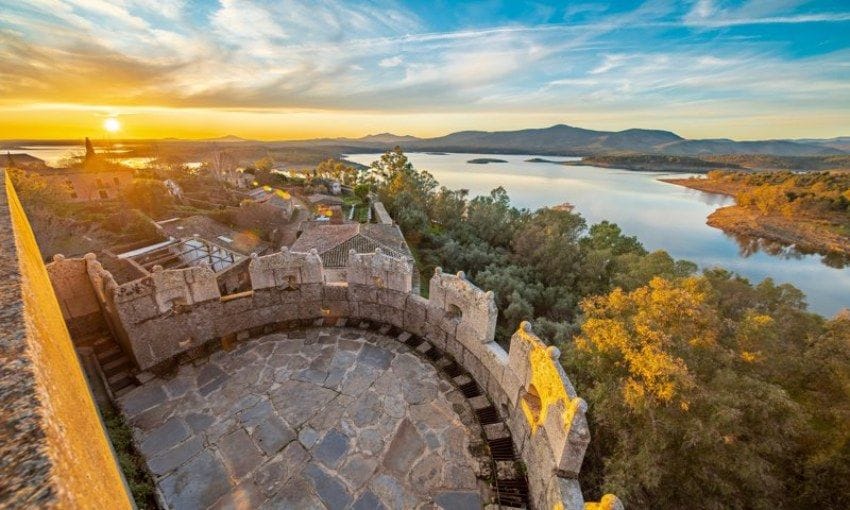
[46,247,621,510]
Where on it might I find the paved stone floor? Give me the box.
[118,327,487,509]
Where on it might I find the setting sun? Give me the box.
[103,117,121,133]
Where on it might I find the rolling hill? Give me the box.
[307,124,845,157]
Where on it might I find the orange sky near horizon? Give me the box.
[3,105,848,142]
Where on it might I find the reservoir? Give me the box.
[346,152,850,317]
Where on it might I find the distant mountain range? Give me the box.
[4,124,847,158]
[304,124,847,157]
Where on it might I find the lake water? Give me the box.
[346,152,850,317]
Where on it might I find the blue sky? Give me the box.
[0,1,848,139]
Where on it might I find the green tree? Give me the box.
[123,179,173,218]
[569,276,802,509]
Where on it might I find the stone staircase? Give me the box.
[76,329,139,397]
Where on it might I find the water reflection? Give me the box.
[727,232,850,269]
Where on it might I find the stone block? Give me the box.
[423,322,447,352]
[301,283,323,302]
[546,477,584,510]
[322,300,350,318]
[348,283,378,305]
[444,335,465,362]
[377,289,408,310]
[298,300,323,320]
[403,296,427,336]
[462,348,490,394]
[252,288,279,308]
[322,283,348,302]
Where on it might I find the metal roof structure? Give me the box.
[118,237,244,273]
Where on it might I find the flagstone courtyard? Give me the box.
[117,327,488,510]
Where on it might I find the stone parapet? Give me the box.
[1,171,131,508]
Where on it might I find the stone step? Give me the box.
[109,377,137,394]
[113,384,137,398]
[75,330,111,347]
[107,370,134,387]
[97,345,123,365]
[468,395,491,410]
[102,356,133,378]
[92,336,116,354]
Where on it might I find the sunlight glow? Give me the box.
[104,117,121,133]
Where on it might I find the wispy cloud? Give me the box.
[379,55,403,68]
[684,0,850,27]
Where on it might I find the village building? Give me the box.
[245,186,293,220]
[163,178,183,199]
[22,138,134,202]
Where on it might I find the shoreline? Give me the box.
[663,178,850,257]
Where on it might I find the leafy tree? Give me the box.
[570,276,803,509]
[123,179,173,218]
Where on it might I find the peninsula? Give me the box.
[665,171,850,256]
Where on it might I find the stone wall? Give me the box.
[45,254,103,336]
[0,171,132,508]
[51,244,621,509]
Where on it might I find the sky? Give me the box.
[0,0,848,141]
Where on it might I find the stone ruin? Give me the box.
[44,242,623,510]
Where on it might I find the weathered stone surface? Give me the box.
[252,442,309,497]
[218,428,264,479]
[252,415,295,456]
[313,428,350,468]
[434,490,483,510]
[120,328,487,509]
[147,436,203,477]
[139,418,190,458]
[304,463,352,509]
[351,490,387,510]
[158,450,230,510]
[383,419,426,477]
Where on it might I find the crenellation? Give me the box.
[248,247,323,290]
[428,267,497,344]
[347,247,413,293]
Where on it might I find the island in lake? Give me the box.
[467,158,508,164]
[665,171,850,257]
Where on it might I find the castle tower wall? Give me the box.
[1,171,132,508]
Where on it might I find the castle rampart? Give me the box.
[1,171,132,508]
[46,242,621,510]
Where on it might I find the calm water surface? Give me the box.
[346,152,850,317]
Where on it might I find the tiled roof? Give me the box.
[290,222,412,268]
